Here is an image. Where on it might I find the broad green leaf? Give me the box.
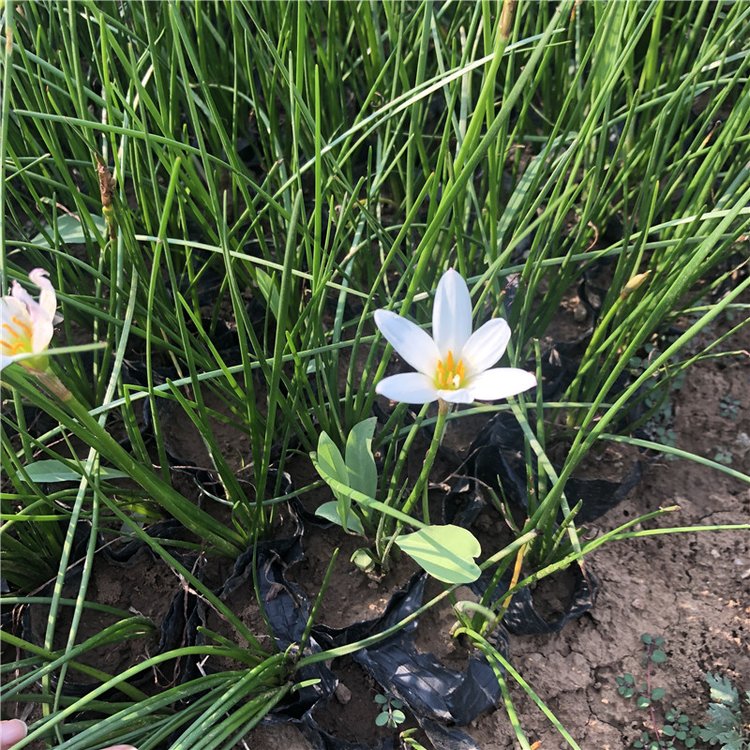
[395,525,482,584]
[345,417,378,513]
[312,432,352,531]
[312,432,348,489]
[650,649,666,664]
[314,501,365,536]
[30,215,107,248]
[22,459,129,483]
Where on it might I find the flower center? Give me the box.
[434,350,466,390]
[1,315,33,357]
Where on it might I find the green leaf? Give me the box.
[374,694,388,705]
[705,672,739,708]
[345,417,378,502]
[650,649,667,664]
[30,214,107,247]
[375,713,390,727]
[255,268,281,321]
[313,432,349,487]
[636,696,651,709]
[351,547,377,573]
[391,710,406,724]
[22,459,129,483]
[312,432,353,531]
[651,687,666,701]
[395,525,481,584]
[315,501,365,536]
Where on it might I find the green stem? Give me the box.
[564,294,625,425]
[403,400,450,514]
[375,402,430,556]
[381,399,450,565]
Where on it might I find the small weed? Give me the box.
[374,693,406,729]
[618,638,750,749]
[713,450,734,466]
[719,395,741,421]
[618,634,700,749]
[637,369,685,453]
[659,708,702,748]
[698,673,749,749]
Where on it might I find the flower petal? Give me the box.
[1,298,32,350]
[466,368,537,401]
[2,296,30,322]
[374,310,440,375]
[10,280,35,310]
[432,269,472,359]
[29,268,57,322]
[437,387,475,404]
[376,373,438,404]
[31,318,54,354]
[8,279,52,354]
[0,353,23,372]
[460,318,511,374]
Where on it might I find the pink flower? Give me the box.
[0,269,57,373]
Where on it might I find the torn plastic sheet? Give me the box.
[444,484,600,637]
[253,538,496,745]
[221,533,490,729]
[232,508,504,735]
[479,563,600,637]
[329,575,503,727]
[468,411,642,523]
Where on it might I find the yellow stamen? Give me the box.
[435,350,466,390]
[11,316,33,337]
[1,318,32,356]
[1,339,29,355]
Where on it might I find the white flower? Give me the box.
[374,269,536,404]
[0,269,57,373]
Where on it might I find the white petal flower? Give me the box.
[374,269,536,404]
[0,269,57,372]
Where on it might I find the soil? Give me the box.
[3,300,748,750]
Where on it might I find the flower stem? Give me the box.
[402,399,449,516]
[381,399,450,565]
